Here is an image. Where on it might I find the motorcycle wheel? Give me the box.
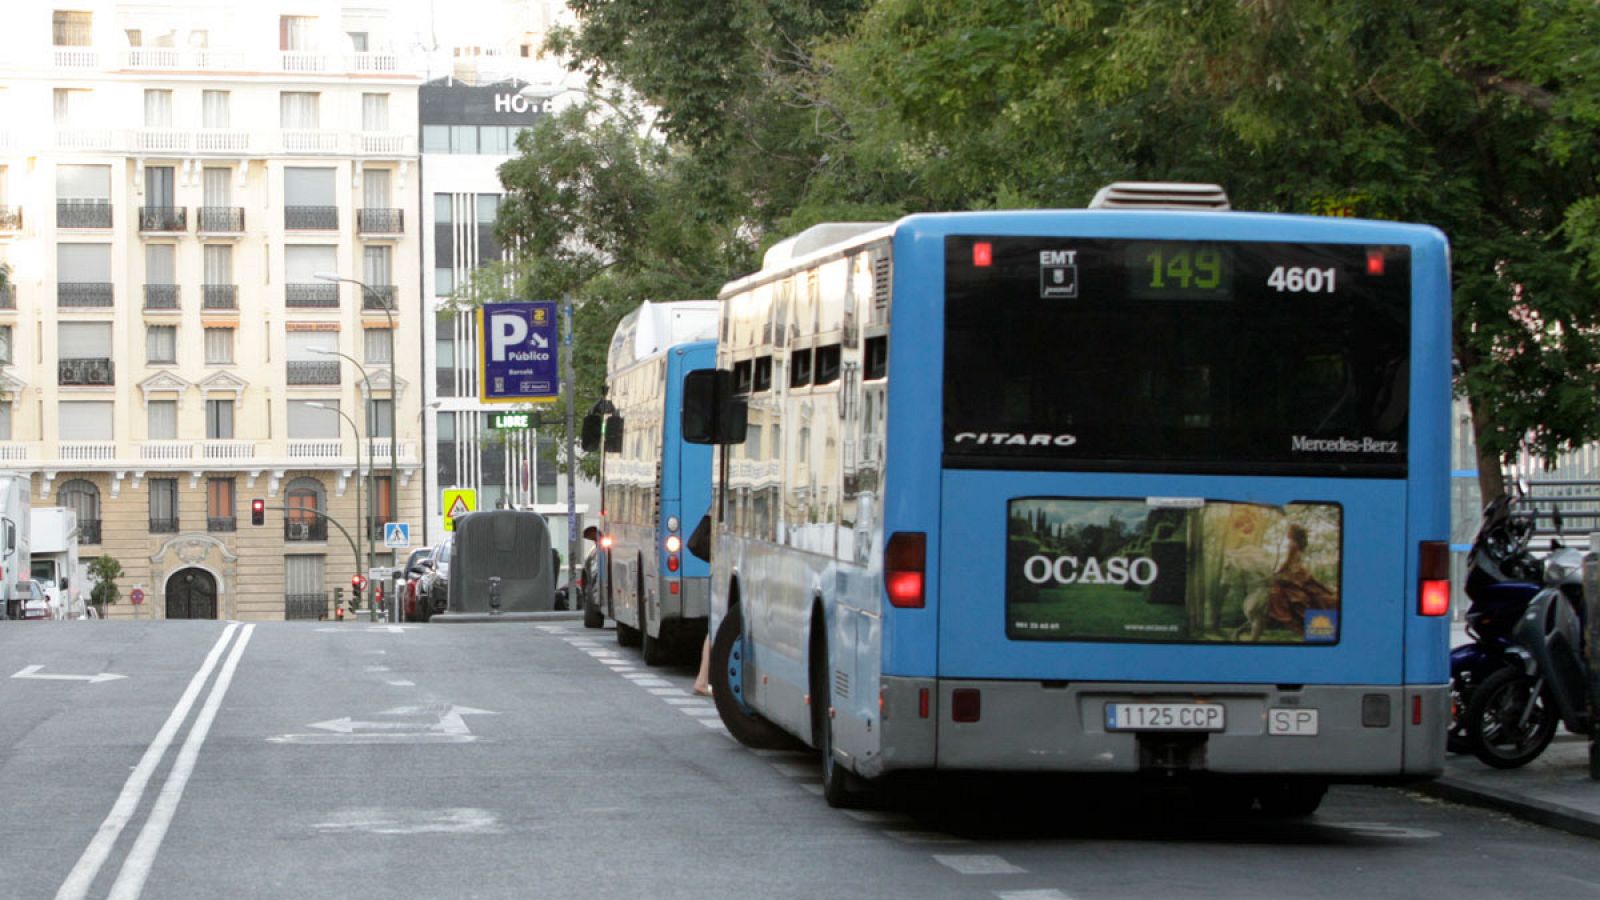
[1447,675,1473,755]
[1465,667,1557,769]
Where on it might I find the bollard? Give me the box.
[1586,533,1600,780]
[488,576,502,616]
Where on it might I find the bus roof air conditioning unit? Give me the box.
[1088,182,1231,211]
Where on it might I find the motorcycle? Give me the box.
[1447,494,1543,756]
[1454,498,1591,768]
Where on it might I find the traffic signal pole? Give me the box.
[251,503,362,620]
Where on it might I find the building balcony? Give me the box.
[138,207,187,233]
[286,360,340,385]
[52,129,116,151]
[356,132,414,156]
[57,201,112,229]
[0,206,21,231]
[53,47,99,69]
[357,208,404,234]
[139,441,191,462]
[59,357,114,386]
[149,516,179,534]
[124,47,181,69]
[144,284,180,311]
[284,518,329,542]
[78,519,102,544]
[0,284,14,310]
[0,441,36,463]
[202,284,238,310]
[201,439,258,461]
[350,52,399,72]
[368,440,415,465]
[197,207,244,233]
[286,283,339,308]
[281,131,342,155]
[208,516,237,533]
[284,593,329,620]
[59,440,115,461]
[58,283,114,308]
[286,440,343,460]
[362,285,398,312]
[134,129,189,154]
[285,206,338,230]
[195,130,250,153]
[280,51,328,73]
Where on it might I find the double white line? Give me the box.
[56,623,255,900]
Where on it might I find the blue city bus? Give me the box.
[595,301,719,665]
[687,184,1453,811]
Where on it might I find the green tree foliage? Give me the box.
[517,0,1600,498]
[87,555,123,616]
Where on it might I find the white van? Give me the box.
[0,472,32,620]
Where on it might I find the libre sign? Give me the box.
[488,411,536,430]
[479,301,559,404]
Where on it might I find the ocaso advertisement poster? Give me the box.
[1007,498,1342,644]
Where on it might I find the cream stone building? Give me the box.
[0,1,425,619]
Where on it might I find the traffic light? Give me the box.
[251,498,265,526]
[351,574,367,598]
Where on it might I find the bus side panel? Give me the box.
[665,344,716,601]
[1403,230,1453,689]
[880,224,944,680]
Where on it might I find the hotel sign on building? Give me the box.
[420,79,545,154]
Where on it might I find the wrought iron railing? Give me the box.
[138,206,187,232]
[149,517,179,534]
[203,284,237,309]
[285,283,339,308]
[207,516,237,533]
[57,201,112,228]
[144,284,180,310]
[58,357,114,386]
[284,206,338,230]
[284,592,329,620]
[284,518,328,542]
[362,285,397,311]
[79,520,102,544]
[58,283,113,308]
[286,360,340,385]
[0,206,20,230]
[197,207,244,232]
[357,208,403,233]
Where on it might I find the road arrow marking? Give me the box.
[272,705,497,744]
[11,665,127,684]
[313,625,411,634]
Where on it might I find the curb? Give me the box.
[1413,776,1600,840]
[429,611,584,624]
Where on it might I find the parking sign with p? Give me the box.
[479,301,560,404]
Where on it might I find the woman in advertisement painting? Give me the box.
[1265,524,1336,633]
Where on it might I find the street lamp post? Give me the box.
[316,272,400,620]
[305,401,368,620]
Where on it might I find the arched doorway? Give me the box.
[166,568,218,620]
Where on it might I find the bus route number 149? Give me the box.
[1267,266,1337,293]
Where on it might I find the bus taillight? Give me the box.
[885,532,926,608]
[1419,541,1449,616]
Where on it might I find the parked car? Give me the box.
[579,526,603,629]
[401,547,434,623]
[16,579,53,620]
[416,537,453,617]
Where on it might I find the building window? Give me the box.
[0,401,11,441]
[347,31,369,52]
[143,89,173,128]
[202,90,230,128]
[366,398,393,439]
[284,554,326,618]
[285,477,327,542]
[361,93,389,131]
[147,399,177,439]
[204,327,234,365]
[206,398,234,439]
[284,167,336,229]
[59,479,101,543]
[53,88,91,125]
[363,328,392,365]
[279,92,320,130]
[287,400,339,439]
[59,322,112,371]
[53,10,92,46]
[279,15,315,51]
[207,477,236,531]
[0,325,10,365]
[146,325,177,364]
[149,478,179,533]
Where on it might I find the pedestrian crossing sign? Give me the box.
[383,523,411,548]
[442,489,477,532]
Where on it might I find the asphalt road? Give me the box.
[2,619,1597,900]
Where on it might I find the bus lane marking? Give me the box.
[56,624,242,900]
[995,891,1074,900]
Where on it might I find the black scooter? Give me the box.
[1458,503,1590,768]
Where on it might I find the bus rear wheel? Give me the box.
[710,604,803,751]
[811,639,867,808]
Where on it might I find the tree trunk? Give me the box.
[1468,389,1506,507]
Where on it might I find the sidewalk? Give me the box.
[1419,621,1600,838]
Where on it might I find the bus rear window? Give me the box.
[943,237,1411,476]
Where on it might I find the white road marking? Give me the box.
[107,624,257,900]
[364,665,390,673]
[681,707,720,718]
[12,665,127,684]
[314,625,410,633]
[934,855,1027,876]
[386,680,416,687]
[312,807,505,836]
[56,624,242,900]
[269,706,497,744]
[630,678,672,688]
[649,688,689,697]
[884,830,969,845]
[698,719,728,730]
[995,891,1074,900]
[664,697,706,706]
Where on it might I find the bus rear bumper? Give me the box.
[877,677,1446,779]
